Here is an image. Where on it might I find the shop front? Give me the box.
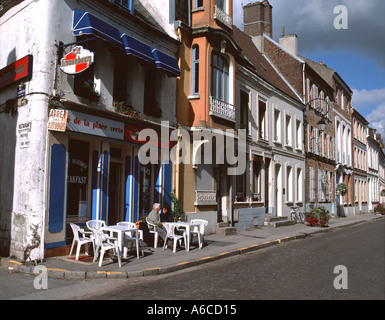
[44,107,173,256]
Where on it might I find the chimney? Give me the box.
[243,1,273,39]
[279,33,298,56]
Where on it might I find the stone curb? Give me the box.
[1,216,382,280]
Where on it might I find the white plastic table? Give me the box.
[101,225,140,259]
[171,221,201,252]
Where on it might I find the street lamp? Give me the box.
[318,117,326,132]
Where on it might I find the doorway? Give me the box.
[265,158,271,213]
[217,164,228,222]
[108,161,122,225]
[275,164,282,216]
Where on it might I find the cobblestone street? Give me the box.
[82,219,384,301]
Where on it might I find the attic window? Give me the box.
[115,0,134,13]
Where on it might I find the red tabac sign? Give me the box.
[60,46,94,75]
[0,55,33,90]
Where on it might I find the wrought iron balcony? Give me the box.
[209,96,236,122]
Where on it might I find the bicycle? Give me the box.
[290,206,304,223]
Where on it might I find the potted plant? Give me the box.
[171,188,181,221]
[374,203,385,215]
[305,205,330,227]
[113,101,141,119]
[144,102,163,118]
[336,183,349,196]
[81,81,101,102]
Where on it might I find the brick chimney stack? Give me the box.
[243,0,273,39]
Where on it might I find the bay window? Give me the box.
[211,52,229,103]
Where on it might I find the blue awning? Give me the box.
[71,9,180,77]
[120,33,154,63]
[72,9,122,47]
[151,49,180,76]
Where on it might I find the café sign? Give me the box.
[60,46,94,75]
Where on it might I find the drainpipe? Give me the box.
[302,63,307,212]
[229,178,233,226]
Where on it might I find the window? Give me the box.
[320,91,325,113]
[274,109,281,142]
[309,167,315,202]
[191,45,200,96]
[215,0,226,11]
[341,92,345,109]
[211,52,229,102]
[329,172,334,200]
[74,37,96,101]
[296,168,303,203]
[306,78,310,103]
[240,90,249,133]
[194,0,203,8]
[115,0,134,12]
[113,54,129,102]
[236,172,246,202]
[258,100,266,140]
[252,159,262,201]
[318,169,326,202]
[310,126,316,153]
[296,120,302,149]
[286,165,293,202]
[285,114,292,146]
[196,163,214,191]
[67,140,89,217]
[326,96,331,119]
[144,65,161,117]
[139,163,152,218]
[313,85,319,109]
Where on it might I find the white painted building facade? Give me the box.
[0,0,180,260]
[367,128,381,211]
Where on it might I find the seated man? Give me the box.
[160,205,173,222]
[147,203,172,249]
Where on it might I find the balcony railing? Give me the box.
[213,5,232,29]
[209,96,236,122]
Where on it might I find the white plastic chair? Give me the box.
[69,223,93,260]
[117,222,144,257]
[146,217,159,248]
[190,219,208,249]
[163,223,185,253]
[86,220,106,231]
[86,220,106,255]
[92,228,121,267]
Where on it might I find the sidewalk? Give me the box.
[1,213,383,280]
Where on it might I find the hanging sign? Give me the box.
[60,46,94,75]
[0,55,33,90]
[48,109,68,132]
